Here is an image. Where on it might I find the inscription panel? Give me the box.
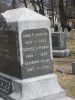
[22,28,53,78]
[52,33,60,50]
[0,15,21,78]
[52,37,59,48]
[0,30,21,78]
[52,32,66,50]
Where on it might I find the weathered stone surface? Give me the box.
[0,73,66,100]
[72,62,75,75]
[51,32,70,57]
[51,32,66,50]
[53,49,70,57]
[0,8,53,79]
[0,8,73,100]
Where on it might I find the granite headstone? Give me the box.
[0,9,53,79]
[51,32,70,57]
[0,8,72,100]
[72,62,75,75]
[52,32,66,50]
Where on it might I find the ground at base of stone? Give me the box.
[0,97,74,100]
[58,96,75,100]
[54,37,75,99]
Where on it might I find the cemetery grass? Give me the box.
[54,38,75,99]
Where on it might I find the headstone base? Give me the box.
[53,49,70,57]
[0,73,66,100]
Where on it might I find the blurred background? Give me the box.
[0,0,75,31]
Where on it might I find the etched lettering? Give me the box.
[41,52,48,56]
[22,29,51,75]
[23,47,34,52]
[23,34,32,38]
[26,54,33,58]
[25,41,32,44]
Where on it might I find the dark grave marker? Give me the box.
[52,32,66,50]
[52,33,60,50]
[51,32,70,57]
[72,62,75,75]
[21,28,52,78]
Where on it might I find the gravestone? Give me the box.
[0,8,73,100]
[72,62,75,75]
[51,32,70,57]
[0,10,53,79]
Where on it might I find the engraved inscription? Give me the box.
[0,15,21,78]
[0,30,21,78]
[0,31,18,60]
[22,28,51,75]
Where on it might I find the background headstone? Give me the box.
[51,32,70,57]
[52,32,66,50]
[72,62,75,75]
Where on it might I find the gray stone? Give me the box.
[0,73,66,100]
[53,49,70,57]
[51,32,70,57]
[0,98,4,100]
[51,32,66,50]
[0,8,53,79]
[72,62,75,75]
[0,8,73,100]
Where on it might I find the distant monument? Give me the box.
[51,32,70,57]
[0,8,73,100]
